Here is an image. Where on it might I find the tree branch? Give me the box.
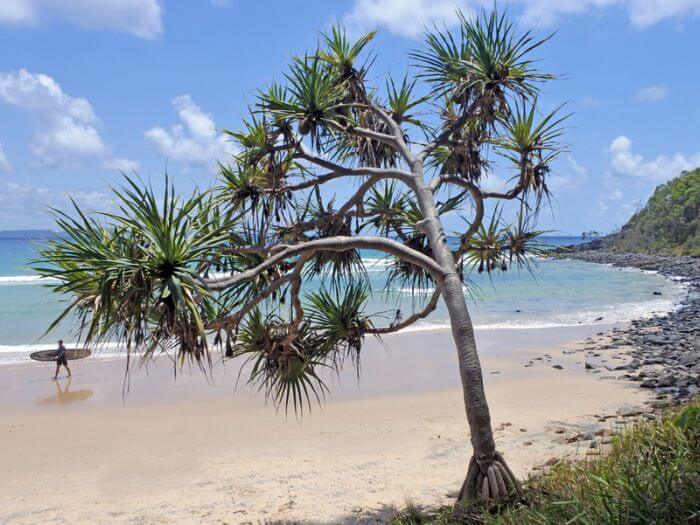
[294,143,414,186]
[284,254,311,338]
[418,111,472,162]
[205,272,295,330]
[272,175,382,239]
[205,236,446,291]
[346,125,400,148]
[366,289,441,335]
[364,100,416,165]
[481,182,526,200]
[482,155,529,200]
[429,175,485,259]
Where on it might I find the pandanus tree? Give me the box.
[36,10,567,502]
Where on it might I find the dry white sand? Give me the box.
[0,327,651,524]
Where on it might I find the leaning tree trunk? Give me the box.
[412,173,522,502]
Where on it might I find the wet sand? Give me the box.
[0,326,651,524]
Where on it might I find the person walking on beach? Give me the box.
[53,340,71,380]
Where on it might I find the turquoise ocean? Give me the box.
[0,235,687,366]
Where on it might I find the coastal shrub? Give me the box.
[389,399,700,524]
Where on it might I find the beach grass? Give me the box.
[389,398,700,525]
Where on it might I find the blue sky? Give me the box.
[0,0,699,234]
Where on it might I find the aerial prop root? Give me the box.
[456,452,522,503]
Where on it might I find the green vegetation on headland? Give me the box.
[389,399,700,524]
[613,168,700,256]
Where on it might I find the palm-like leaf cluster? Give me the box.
[235,309,328,414]
[494,100,570,199]
[259,55,353,150]
[413,9,553,109]
[460,208,550,275]
[235,282,373,414]
[414,9,564,205]
[35,179,231,366]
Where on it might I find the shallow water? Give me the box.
[0,236,686,365]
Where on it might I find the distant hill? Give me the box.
[614,168,699,256]
[567,169,699,256]
[0,230,60,240]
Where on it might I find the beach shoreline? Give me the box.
[1,322,656,525]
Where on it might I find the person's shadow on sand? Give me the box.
[37,377,93,406]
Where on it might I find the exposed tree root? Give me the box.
[456,452,522,503]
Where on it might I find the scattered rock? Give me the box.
[617,406,640,417]
[657,374,677,387]
[679,352,699,367]
[613,359,641,371]
[643,335,669,345]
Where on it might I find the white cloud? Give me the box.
[591,176,625,218]
[626,0,700,28]
[0,141,12,172]
[0,181,115,227]
[636,84,669,102]
[343,0,472,38]
[0,0,34,24]
[548,156,589,191]
[101,156,141,172]
[145,95,235,169]
[341,0,700,39]
[0,0,163,39]
[579,96,602,108]
[518,0,619,27]
[593,134,700,220]
[608,135,700,181]
[0,69,108,166]
[480,172,509,193]
[0,69,140,170]
[513,0,700,28]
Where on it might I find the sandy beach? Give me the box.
[0,325,652,524]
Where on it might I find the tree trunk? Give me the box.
[411,171,522,502]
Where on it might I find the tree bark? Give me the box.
[410,165,521,502]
